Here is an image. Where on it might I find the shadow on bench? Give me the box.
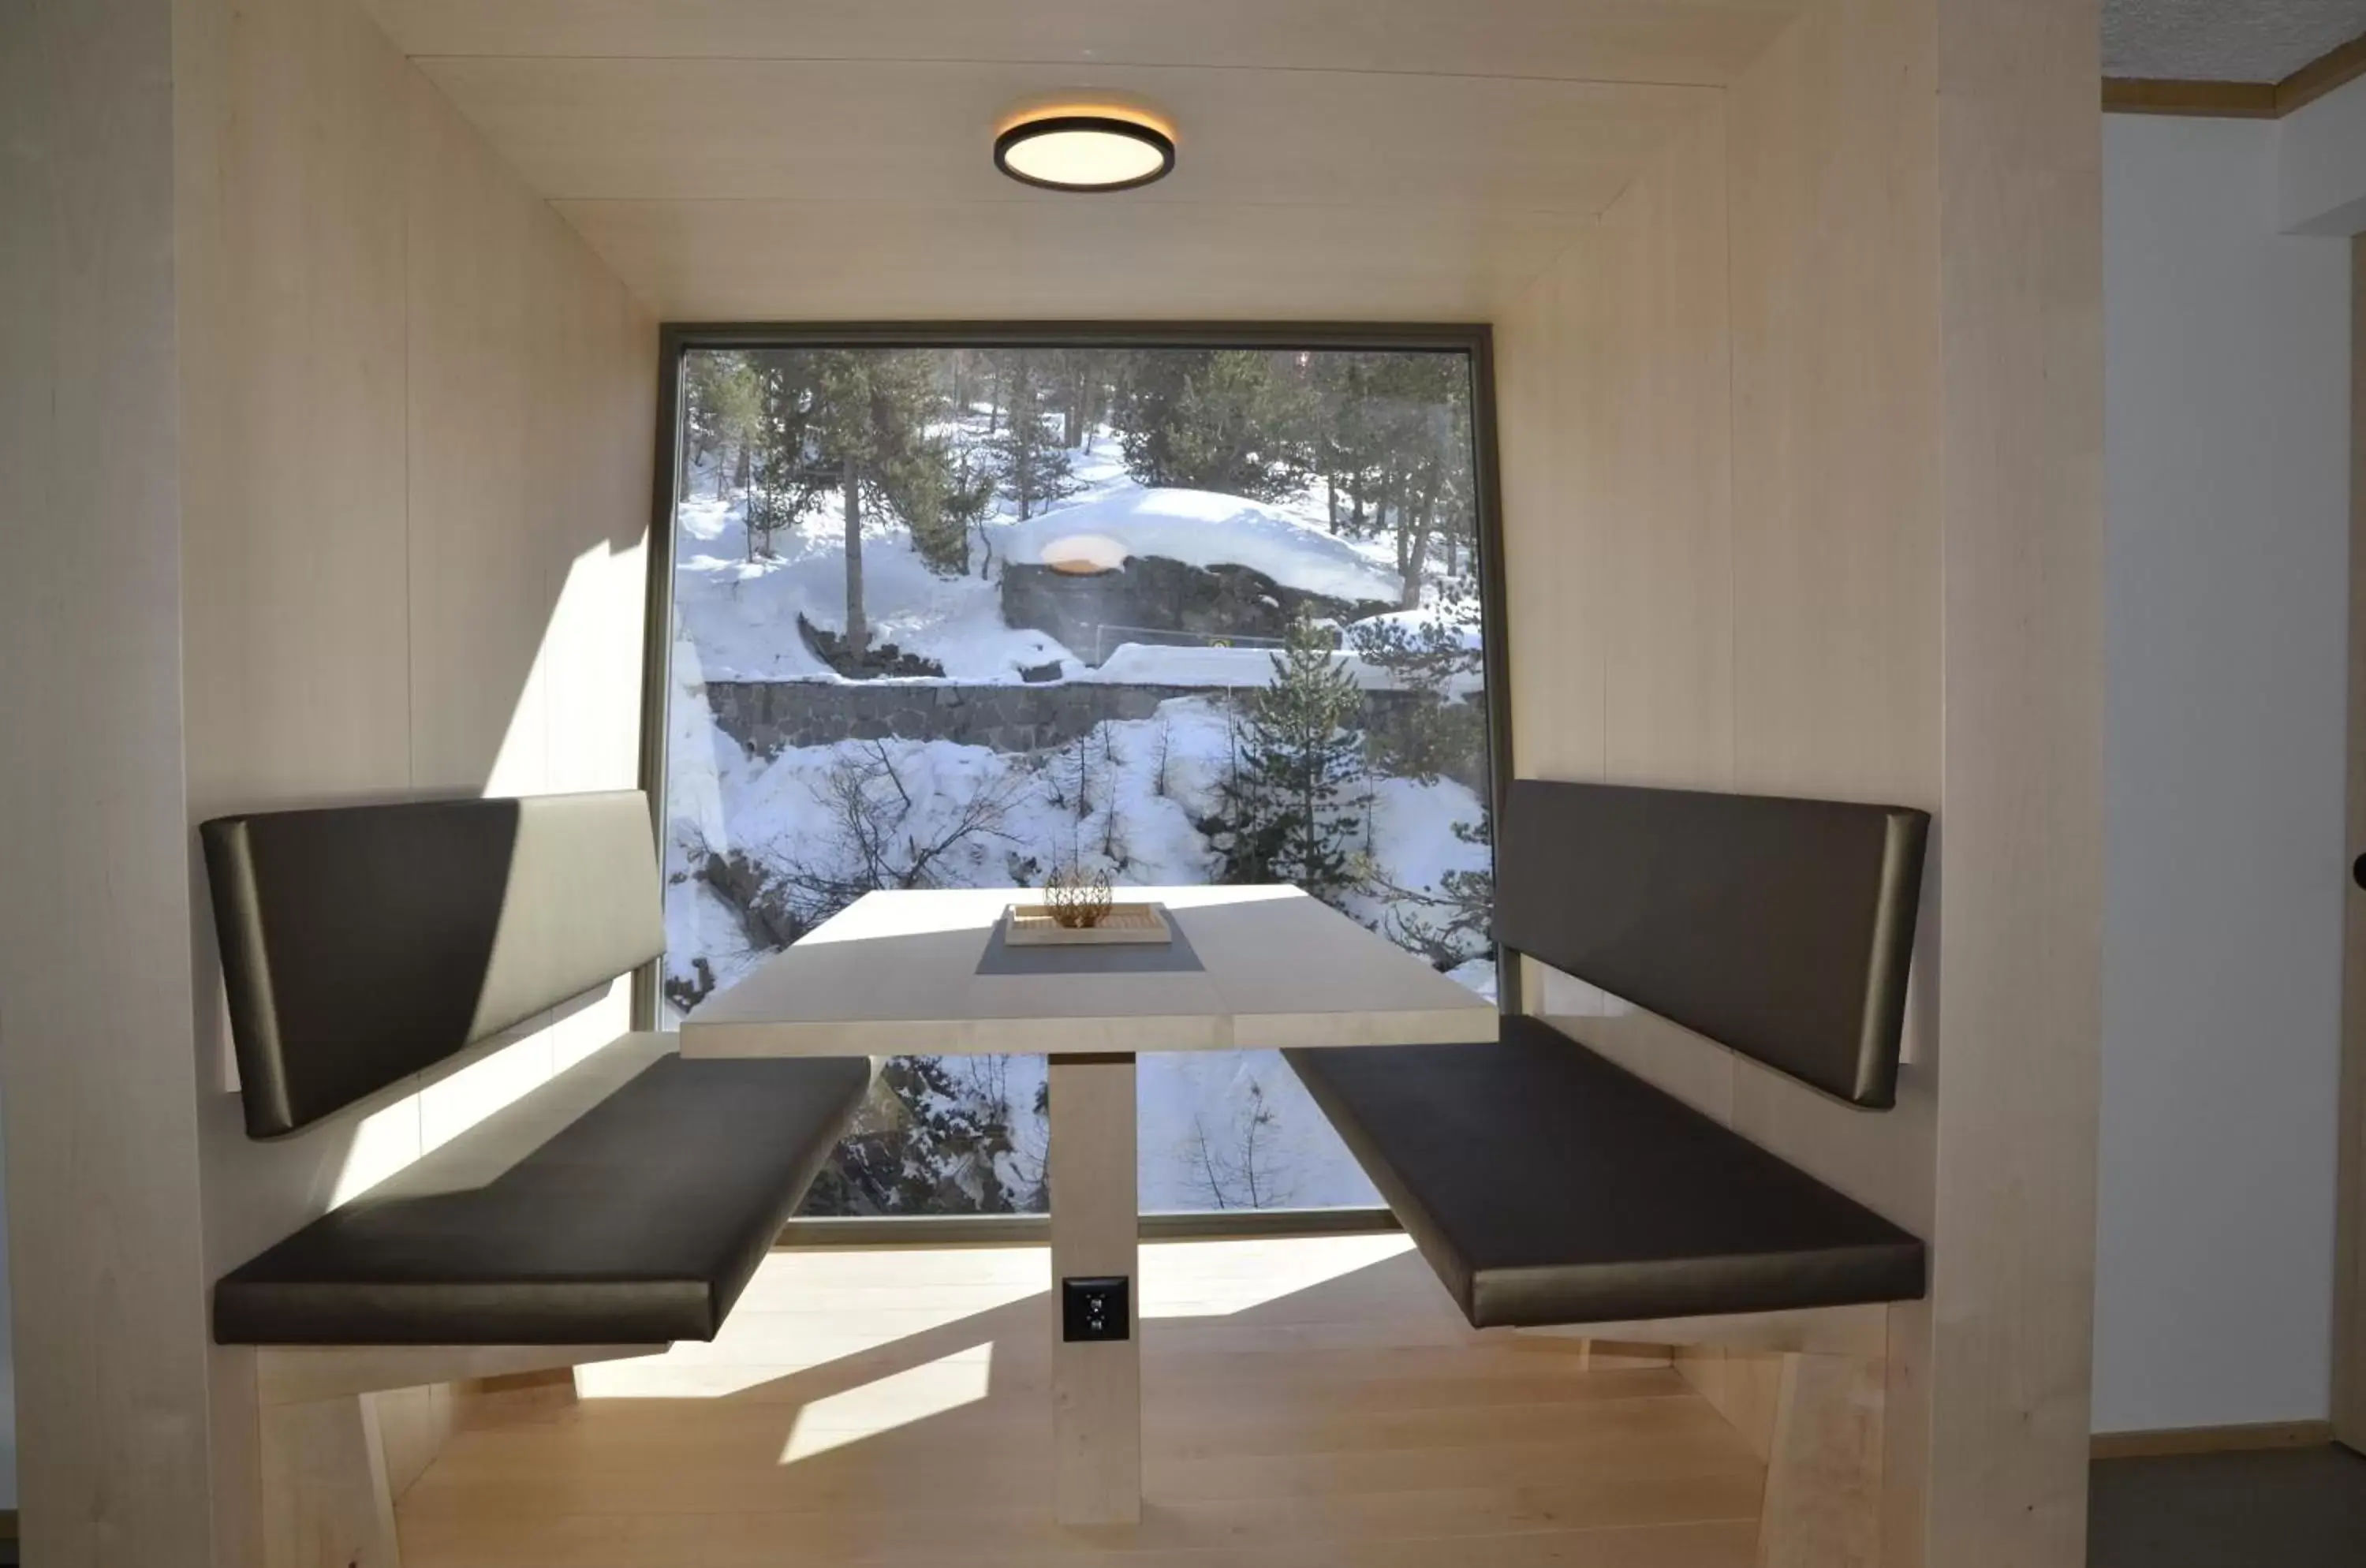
[1287,778,1931,1567]
[202,790,872,1568]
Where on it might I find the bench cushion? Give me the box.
[215,1039,872,1346]
[1286,1018,1926,1328]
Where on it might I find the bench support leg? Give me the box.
[1756,1351,1884,1568]
[261,1391,402,1568]
[1049,1051,1141,1526]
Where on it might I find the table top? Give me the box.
[677,884,1500,1058]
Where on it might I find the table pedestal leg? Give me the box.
[1048,1051,1140,1526]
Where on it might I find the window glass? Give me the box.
[661,344,1496,1215]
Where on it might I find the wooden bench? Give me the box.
[202,790,873,1568]
[1287,778,1931,1566]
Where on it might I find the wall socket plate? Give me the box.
[1061,1275,1130,1342]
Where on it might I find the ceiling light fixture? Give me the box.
[994,107,1176,192]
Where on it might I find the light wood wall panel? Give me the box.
[1721,17,1947,1559]
[1502,12,1939,1234]
[0,1,220,1562]
[173,2,659,1557]
[554,196,1595,324]
[1922,0,2103,1559]
[1676,1345,1786,1461]
[405,68,549,796]
[1596,104,1736,792]
[1498,1,2099,1562]
[1724,0,1939,812]
[180,0,414,816]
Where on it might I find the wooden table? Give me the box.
[681,884,1498,1525]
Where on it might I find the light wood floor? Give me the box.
[397,1235,1768,1567]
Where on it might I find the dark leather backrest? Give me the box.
[203,791,664,1139]
[1496,778,1928,1108]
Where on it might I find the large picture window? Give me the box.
[652,329,1506,1218]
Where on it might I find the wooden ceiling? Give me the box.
[362,0,1802,320]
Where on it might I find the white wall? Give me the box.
[2097,112,2355,1432]
[2278,73,2366,236]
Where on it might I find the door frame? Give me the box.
[2338,236,2366,1450]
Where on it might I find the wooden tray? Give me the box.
[1002,902,1174,947]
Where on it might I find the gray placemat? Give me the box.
[973,905,1206,975]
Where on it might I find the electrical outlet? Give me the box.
[1061,1275,1130,1342]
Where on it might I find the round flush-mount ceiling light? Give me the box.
[994,106,1176,192]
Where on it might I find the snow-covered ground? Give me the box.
[663,416,1494,1213]
[673,433,1466,685]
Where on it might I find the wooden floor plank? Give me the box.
[399,1238,1766,1567]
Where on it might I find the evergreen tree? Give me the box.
[984,350,1079,520]
[679,349,760,501]
[1347,578,1486,783]
[880,426,995,577]
[1350,355,1474,607]
[741,349,979,637]
[1204,610,1371,905]
[742,352,812,561]
[1379,806,1496,973]
[1110,349,1316,502]
[800,1056,1034,1215]
[1311,353,1384,533]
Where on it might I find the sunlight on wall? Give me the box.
[485,539,646,800]
[325,537,644,1208]
[778,1346,996,1465]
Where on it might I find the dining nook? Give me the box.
[0,2,2109,1566]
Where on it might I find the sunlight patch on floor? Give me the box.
[778,1344,995,1464]
[576,1245,1046,1398]
[1140,1232,1417,1318]
[575,1234,1417,1400]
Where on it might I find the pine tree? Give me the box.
[1204,610,1371,905]
[741,349,981,637]
[1110,349,1316,502]
[1311,353,1384,533]
[1357,355,1474,607]
[984,350,1079,521]
[679,350,760,501]
[800,1056,1032,1215]
[742,353,812,561]
[1378,805,1496,974]
[1347,577,1486,783]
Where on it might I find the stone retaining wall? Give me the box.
[700,678,1481,790]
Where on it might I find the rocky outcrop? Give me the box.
[1000,555,1394,666]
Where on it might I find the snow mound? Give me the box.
[672,506,1075,684]
[1002,488,1402,607]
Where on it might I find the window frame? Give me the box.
[633,323,1517,1236]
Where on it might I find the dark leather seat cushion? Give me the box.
[215,1051,872,1346]
[1286,1017,1926,1329]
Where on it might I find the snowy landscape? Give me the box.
[660,346,1494,1215]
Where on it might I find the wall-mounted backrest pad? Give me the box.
[203,791,664,1139]
[1496,778,1928,1108]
